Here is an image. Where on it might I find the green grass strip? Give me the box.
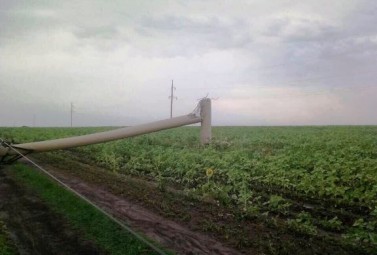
[9,164,165,255]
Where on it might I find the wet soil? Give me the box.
[0,167,104,255]
[23,157,242,255]
[27,153,368,255]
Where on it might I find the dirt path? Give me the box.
[0,168,104,255]
[21,159,242,255]
[22,153,366,255]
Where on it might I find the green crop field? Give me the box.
[1,125,377,253]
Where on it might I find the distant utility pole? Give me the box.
[33,114,36,127]
[70,102,75,127]
[169,80,177,118]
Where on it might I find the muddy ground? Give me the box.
[0,152,369,255]
[24,152,367,255]
[0,167,104,255]
[21,157,243,255]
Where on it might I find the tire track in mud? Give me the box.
[22,160,243,255]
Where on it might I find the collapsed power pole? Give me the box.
[0,98,212,164]
[169,80,177,118]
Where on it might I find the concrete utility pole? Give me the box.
[0,98,212,161]
[200,98,211,145]
[169,80,177,118]
[70,102,75,127]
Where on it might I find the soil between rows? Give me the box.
[22,156,243,255]
[24,152,367,255]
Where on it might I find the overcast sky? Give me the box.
[1,0,376,126]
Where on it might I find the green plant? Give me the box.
[265,195,291,215]
[343,218,377,247]
[287,212,318,235]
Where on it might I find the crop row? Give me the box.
[1,126,377,251]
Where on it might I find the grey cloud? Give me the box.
[0,9,61,45]
[71,24,128,52]
[345,1,377,36]
[319,36,377,59]
[73,25,120,40]
[0,1,128,50]
[1,0,376,126]
[253,2,377,90]
[263,16,339,42]
[134,15,253,56]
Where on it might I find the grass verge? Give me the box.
[9,163,167,255]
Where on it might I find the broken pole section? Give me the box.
[200,98,211,145]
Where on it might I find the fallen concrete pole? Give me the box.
[0,99,211,160]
